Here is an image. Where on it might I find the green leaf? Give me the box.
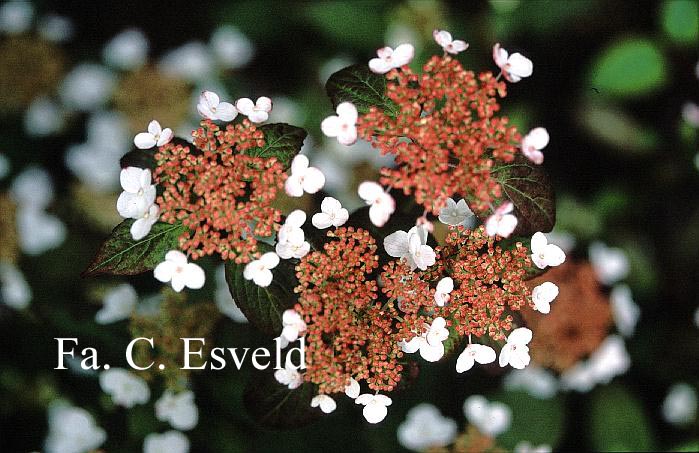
[588,384,656,451]
[578,101,660,154]
[661,0,698,45]
[485,154,556,236]
[244,123,307,170]
[493,391,566,450]
[243,370,320,429]
[589,38,667,98]
[82,220,185,277]
[326,64,398,116]
[224,242,299,336]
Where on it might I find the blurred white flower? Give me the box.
[499,327,532,369]
[0,153,8,180]
[503,365,558,399]
[368,44,414,74]
[358,181,395,227]
[463,395,511,437]
[117,167,156,219]
[433,30,469,55]
[397,403,458,451]
[492,43,533,83]
[385,225,435,271]
[456,343,496,373]
[25,96,64,136]
[559,362,596,393]
[38,14,73,42]
[312,197,349,229]
[44,401,106,453]
[95,283,137,324]
[311,395,337,414]
[214,265,247,322]
[103,28,149,70]
[514,441,552,453]
[530,232,566,269]
[154,251,206,292]
[485,201,517,238]
[586,335,630,385]
[521,127,549,164]
[355,393,392,424]
[385,23,421,52]
[400,317,449,362]
[285,155,325,197]
[589,241,629,285]
[274,361,303,389]
[59,64,116,111]
[662,383,697,426]
[438,198,474,226]
[610,284,640,337]
[434,276,454,307]
[159,42,214,82]
[134,120,174,149]
[15,207,66,255]
[10,166,55,209]
[99,368,150,408]
[0,1,33,35]
[155,390,199,431]
[321,102,358,145]
[197,90,237,121]
[143,430,190,453]
[0,262,32,309]
[682,102,699,128]
[210,25,254,69]
[544,230,576,254]
[344,377,360,399]
[531,281,559,314]
[243,252,279,287]
[236,96,272,123]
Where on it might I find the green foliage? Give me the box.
[224,243,299,336]
[661,0,699,45]
[243,371,320,429]
[244,123,307,170]
[492,391,566,450]
[82,221,185,277]
[578,101,660,154]
[325,64,398,116]
[588,385,656,451]
[589,38,667,98]
[305,1,386,49]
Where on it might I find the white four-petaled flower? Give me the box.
[312,197,349,229]
[492,43,533,83]
[433,30,469,55]
[280,309,307,345]
[438,197,473,226]
[531,281,559,314]
[243,252,280,287]
[311,395,337,414]
[133,120,173,149]
[99,368,150,408]
[355,393,392,423]
[368,44,414,74]
[499,327,532,369]
[276,210,310,259]
[485,201,517,238]
[321,102,358,145]
[235,96,272,123]
[285,155,326,197]
[274,361,303,389]
[463,395,512,438]
[530,232,566,269]
[384,225,436,271]
[143,431,190,453]
[197,90,238,121]
[521,127,549,164]
[434,277,454,307]
[456,343,496,373]
[154,250,206,292]
[358,181,395,227]
[116,167,156,219]
[155,390,199,431]
[400,317,449,362]
[345,377,360,399]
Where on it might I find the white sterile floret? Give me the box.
[610,284,640,337]
[400,317,449,362]
[95,283,137,324]
[134,120,174,149]
[499,327,532,369]
[59,64,116,112]
[44,401,106,453]
[662,383,697,426]
[312,197,349,229]
[355,393,392,424]
[285,155,326,197]
[278,210,306,243]
[235,96,272,123]
[588,241,629,285]
[368,44,415,74]
[117,167,156,219]
[131,204,160,240]
[102,28,149,71]
[274,361,303,389]
[438,198,473,226]
[463,395,512,438]
[196,90,238,121]
[434,277,454,307]
[311,395,337,414]
[0,262,32,310]
[0,1,33,35]
[492,43,533,83]
[384,225,436,271]
[154,251,206,292]
[456,343,496,373]
[433,29,469,55]
[358,181,395,227]
[531,281,559,314]
[321,102,358,145]
[243,252,280,287]
[155,390,199,431]
[99,368,150,408]
[530,232,566,269]
[485,201,517,238]
[345,377,360,399]
[143,430,190,453]
[214,264,247,322]
[280,309,307,345]
[15,208,66,256]
[276,210,310,259]
[521,127,549,164]
[397,403,458,451]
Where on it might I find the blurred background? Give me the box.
[0,0,698,451]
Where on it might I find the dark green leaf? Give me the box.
[224,242,299,336]
[326,64,398,115]
[243,370,320,429]
[244,123,307,170]
[493,391,566,450]
[82,220,185,277]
